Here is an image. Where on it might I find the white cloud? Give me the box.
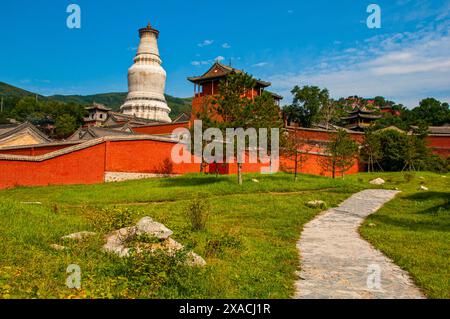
[252,62,268,67]
[198,40,214,47]
[268,20,450,108]
[191,56,225,66]
[222,43,231,49]
[191,60,211,66]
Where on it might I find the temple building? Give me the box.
[188,62,283,122]
[84,103,112,127]
[340,107,382,131]
[120,23,172,122]
[0,122,51,148]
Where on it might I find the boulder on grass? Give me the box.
[102,217,206,267]
[306,200,327,209]
[135,217,173,239]
[370,178,385,185]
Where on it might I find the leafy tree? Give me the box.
[208,73,283,184]
[320,129,359,178]
[319,99,343,130]
[284,86,329,128]
[376,130,408,171]
[0,112,9,124]
[373,113,408,130]
[410,98,450,126]
[361,129,383,172]
[282,130,311,182]
[54,114,77,139]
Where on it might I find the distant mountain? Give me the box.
[0,82,192,119]
[0,81,46,99]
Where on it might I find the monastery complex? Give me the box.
[0,23,449,190]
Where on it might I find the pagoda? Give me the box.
[120,23,171,122]
[340,106,382,131]
[187,62,282,122]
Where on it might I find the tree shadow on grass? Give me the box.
[403,192,450,215]
[369,214,449,232]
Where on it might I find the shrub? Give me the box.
[185,197,210,231]
[157,158,174,176]
[84,207,135,232]
[100,249,189,297]
[403,172,415,183]
[205,232,242,257]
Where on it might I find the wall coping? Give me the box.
[0,135,180,162]
[286,126,365,135]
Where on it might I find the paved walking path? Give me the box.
[295,189,425,299]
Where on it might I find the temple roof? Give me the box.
[188,62,271,87]
[411,125,450,136]
[68,126,136,141]
[341,113,382,120]
[172,112,191,123]
[0,122,51,143]
[85,103,111,112]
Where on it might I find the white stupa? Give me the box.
[120,23,171,122]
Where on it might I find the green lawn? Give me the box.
[0,172,448,298]
[354,172,450,299]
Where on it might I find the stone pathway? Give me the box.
[295,189,425,299]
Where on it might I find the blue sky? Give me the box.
[0,0,449,107]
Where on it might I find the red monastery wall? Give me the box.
[426,135,450,157]
[132,122,190,135]
[0,138,200,190]
[0,144,106,189]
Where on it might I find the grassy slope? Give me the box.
[348,172,449,299]
[0,172,448,298]
[0,173,362,298]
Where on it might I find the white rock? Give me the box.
[186,252,207,267]
[420,185,429,191]
[252,179,260,183]
[135,217,173,239]
[61,231,96,241]
[370,178,385,185]
[50,244,67,251]
[306,200,327,208]
[101,217,205,266]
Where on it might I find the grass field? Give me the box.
[0,172,448,298]
[355,172,450,299]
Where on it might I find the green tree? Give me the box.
[208,73,283,184]
[320,129,359,178]
[361,129,383,172]
[376,130,408,171]
[282,130,311,182]
[284,85,329,128]
[54,114,77,139]
[0,111,9,124]
[410,98,450,126]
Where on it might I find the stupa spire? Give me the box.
[120,23,171,122]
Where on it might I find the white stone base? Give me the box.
[104,172,178,182]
